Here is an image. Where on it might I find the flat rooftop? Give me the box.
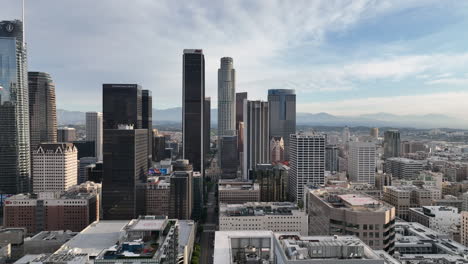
[56,220,129,257]
[127,219,167,231]
[338,194,380,206]
[218,180,259,191]
[220,202,301,217]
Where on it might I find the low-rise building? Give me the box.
[214,230,399,264]
[218,179,260,204]
[383,185,441,221]
[385,158,423,179]
[408,206,459,234]
[219,202,308,235]
[305,187,396,252]
[23,231,77,255]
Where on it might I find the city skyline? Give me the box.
[1,1,468,121]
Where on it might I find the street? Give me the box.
[200,188,217,264]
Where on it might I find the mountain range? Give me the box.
[57,108,467,129]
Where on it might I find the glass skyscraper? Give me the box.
[268,89,296,161]
[0,20,30,194]
[182,49,205,175]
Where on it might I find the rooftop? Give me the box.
[26,230,77,242]
[220,202,301,217]
[218,180,259,191]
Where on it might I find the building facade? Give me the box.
[384,130,401,159]
[32,143,78,193]
[325,144,339,172]
[268,89,296,161]
[169,160,193,220]
[289,133,326,202]
[253,164,289,202]
[218,179,260,204]
[243,100,269,179]
[270,137,284,164]
[85,112,103,161]
[28,72,57,150]
[183,49,205,176]
[0,20,31,194]
[409,206,459,234]
[57,127,76,142]
[385,157,423,179]
[348,142,376,185]
[217,57,236,137]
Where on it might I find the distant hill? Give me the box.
[56,108,468,129]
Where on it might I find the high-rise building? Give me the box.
[385,157,423,179]
[253,163,289,202]
[72,140,96,159]
[217,57,236,137]
[32,143,77,193]
[348,142,376,185]
[268,89,296,161]
[57,127,76,142]
[152,129,166,162]
[142,90,153,166]
[28,72,57,150]
[370,127,379,138]
[384,130,401,159]
[204,97,211,170]
[85,112,103,160]
[192,172,203,221]
[102,83,148,220]
[145,176,170,216]
[182,49,205,176]
[243,100,269,179]
[219,135,238,178]
[78,157,98,184]
[342,126,350,143]
[218,179,260,204]
[289,133,325,202]
[102,126,147,220]
[270,137,284,164]
[0,20,31,194]
[235,92,247,154]
[325,144,339,172]
[169,159,193,220]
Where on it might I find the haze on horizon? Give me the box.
[2,0,468,122]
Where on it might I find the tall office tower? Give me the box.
[268,89,296,161]
[78,157,98,184]
[217,57,236,137]
[384,130,401,159]
[32,143,78,193]
[219,135,238,179]
[102,84,147,220]
[182,49,205,176]
[270,137,284,164]
[204,97,211,169]
[243,100,269,179]
[235,92,247,154]
[253,163,289,202]
[348,142,376,185]
[152,129,166,162]
[57,127,76,142]
[325,144,339,172]
[0,20,31,194]
[169,159,193,220]
[28,72,57,150]
[102,126,147,220]
[142,90,153,166]
[192,172,203,220]
[289,133,325,202]
[342,126,350,143]
[85,112,103,160]
[370,127,379,138]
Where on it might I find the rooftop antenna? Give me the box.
[22,0,25,47]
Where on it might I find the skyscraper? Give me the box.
[85,112,103,160]
[169,159,193,220]
[325,144,339,172]
[370,127,379,138]
[289,133,325,202]
[268,89,296,161]
[348,142,376,185]
[28,72,57,150]
[142,90,153,166]
[236,92,247,153]
[57,127,76,142]
[204,97,211,170]
[152,129,166,162]
[384,130,401,159]
[102,84,148,220]
[182,49,205,175]
[217,57,236,137]
[219,135,238,178]
[342,126,350,143]
[243,100,269,179]
[0,20,31,194]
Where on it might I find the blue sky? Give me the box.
[2,0,468,119]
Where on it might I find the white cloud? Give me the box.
[426,78,468,85]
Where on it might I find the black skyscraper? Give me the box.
[102,84,148,220]
[182,49,205,175]
[28,72,57,150]
[204,97,211,169]
[142,90,153,166]
[103,84,142,129]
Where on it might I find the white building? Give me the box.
[32,143,78,193]
[289,133,325,202]
[219,202,308,235]
[408,206,459,234]
[85,112,103,161]
[348,142,376,185]
[218,179,260,204]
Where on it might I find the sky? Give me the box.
[2,0,468,120]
